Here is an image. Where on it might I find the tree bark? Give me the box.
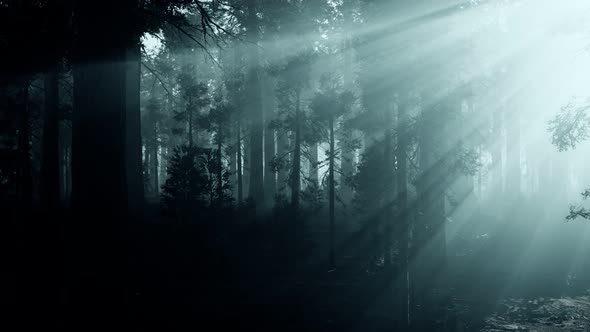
[309,143,318,184]
[395,96,410,330]
[246,0,264,207]
[188,95,193,147]
[290,91,302,213]
[329,117,335,269]
[237,121,243,204]
[126,44,144,213]
[217,129,223,203]
[16,83,32,209]
[41,67,60,210]
[151,124,159,196]
[263,74,276,208]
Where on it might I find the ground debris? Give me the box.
[482,293,590,331]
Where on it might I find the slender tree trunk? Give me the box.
[65,146,71,203]
[41,68,60,210]
[246,0,264,207]
[340,33,355,203]
[126,44,144,213]
[229,138,236,199]
[291,90,302,213]
[383,107,395,267]
[16,83,32,209]
[396,98,410,330]
[491,107,504,202]
[151,124,159,196]
[506,109,520,199]
[188,96,193,147]
[277,132,289,195]
[237,121,243,204]
[329,117,335,269]
[217,130,223,203]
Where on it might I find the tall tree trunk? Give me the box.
[277,131,289,195]
[395,97,410,330]
[506,109,520,200]
[188,95,193,147]
[237,121,243,204]
[491,107,504,203]
[329,117,335,269]
[41,67,60,210]
[383,106,395,267]
[69,1,136,328]
[126,44,144,213]
[262,72,276,208]
[309,143,318,184]
[151,124,159,197]
[217,130,223,203]
[290,91,302,213]
[411,105,448,331]
[340,30,355,203]
[246,0,264,207]
[16,83,32,209]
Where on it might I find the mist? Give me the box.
[1,0,589,331]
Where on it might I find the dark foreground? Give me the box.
[6,205,589,332]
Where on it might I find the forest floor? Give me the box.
[481,294,590,331]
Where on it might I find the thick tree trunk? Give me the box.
[246,0,264,207]
[309,143,318,184]
[126,45,144,213]
[411,106,448,331]
[263,73,276,208]
[69,1,136,328]
[41,68,60,210]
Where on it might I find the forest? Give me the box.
[1,0,589,331]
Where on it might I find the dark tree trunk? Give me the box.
[277,132,289,195]
[246,0,264,207]
[68,0,138,328]
[151,124,159,197]
[41,68,60,210]
[16,83,32,209]
[126,44,144,213]
[263,125,275,207]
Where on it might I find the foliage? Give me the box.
[549,100,590,152]
[566,188,590,221]
[161,144,232,216]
